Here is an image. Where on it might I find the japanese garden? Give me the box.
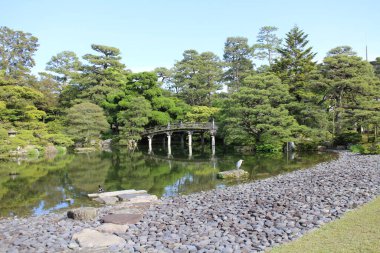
[0,21,379,252]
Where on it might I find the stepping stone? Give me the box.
[72,228,126,248]
[101,213,143,225]
[118,201,152,210]
[112,208,144,215]
[117,193,158,203]
[88,189,147,198]
[96,223,129,234]
[94,196,119,205]
[67,207,97,221]
[117,193,150,201]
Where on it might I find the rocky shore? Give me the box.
[0,151,379,252]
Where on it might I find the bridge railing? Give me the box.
[142,122,217,135]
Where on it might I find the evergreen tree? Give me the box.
[272,26,317,102]
[117,96,151,148]
[220,74,300,151]
[327,46,357,57]
[45,51,82,89]
[223,37,253,92]
[66,102,109,143]
[76,44,127,105]
[0,26,39,84]
[253,26,282,66]
[319,53,379,135]
[172,50,223,105]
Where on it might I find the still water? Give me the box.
[0,145,337,217]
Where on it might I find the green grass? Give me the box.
[269,196,380,253]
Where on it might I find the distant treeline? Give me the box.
[0,25,379,154]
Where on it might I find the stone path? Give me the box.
[0,152,379,252]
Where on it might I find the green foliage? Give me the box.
[272,26,316,102]
[349,143,380,155]
[253,26,282,66]
[0,26,39,83]
[320,54,379,135]
[334,131,362,146]
[327,46,357,57]
[185,106,219,122]
[171,50,223,105]
[66,102,109,143]
[223,37,254,92]
[256,144,282,153]
[45,51,81,87]
[117,96,151,145]
[221,74,300,151]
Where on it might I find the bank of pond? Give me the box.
[0,145,337,218]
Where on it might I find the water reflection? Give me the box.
[0,146,337,217]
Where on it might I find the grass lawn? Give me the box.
[269,196,380,253]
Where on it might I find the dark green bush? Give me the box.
[334,131,362,146]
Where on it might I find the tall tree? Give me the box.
[223,37,253,92]
[117,96,151,149]
[45,51,81,89]
[0,26,39,84]
[77,44,126,105]
[220,74,300,151]
[319,53,379,135]
[272,26,317,101]
[66,102,109,144]
[172,50,223,105]
[253,26,282,66]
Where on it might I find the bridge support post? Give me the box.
[166,132,173,156]
[210,130,216,156]
[147,135,154,154]
[187,131,193,158]
[187,131,193,147]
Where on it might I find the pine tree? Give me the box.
[272,26,317,102]
[223,37,254,92]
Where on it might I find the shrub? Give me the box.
[334,131,362,146]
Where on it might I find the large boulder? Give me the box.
[67,207,98,220]
[217,169,249,179]
[72,228,126,248]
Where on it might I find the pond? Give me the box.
[0,145,337,218]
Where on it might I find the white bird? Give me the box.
[236,159,244,170]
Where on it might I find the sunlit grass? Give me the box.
[269,196,380,253]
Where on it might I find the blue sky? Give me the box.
[1,0,378,73]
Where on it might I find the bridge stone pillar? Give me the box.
[187,131,193,147]
[210,130,216,156]
[166,131,173,155]
[187,131,193,158]
[147,135,154,154]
